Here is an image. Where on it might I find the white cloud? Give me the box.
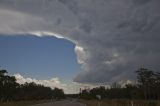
[75,45,86,64]
[29,31,64,39]
[14,73,67,92]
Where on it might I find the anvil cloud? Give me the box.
[0,0,160,84]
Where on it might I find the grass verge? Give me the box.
[80,99,160,106]
[0,100,50,106]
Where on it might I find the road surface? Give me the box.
[29,100,86,106]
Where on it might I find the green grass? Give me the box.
[0,100,50,106]
[80,99,160,106]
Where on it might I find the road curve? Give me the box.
[29,100,86,106]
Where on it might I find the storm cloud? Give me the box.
[0,0,160,84]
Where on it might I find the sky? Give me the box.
[0,0,160,93]
[0,35,80,80]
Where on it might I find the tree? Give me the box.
[52,88,65,99]
[136,68,157,100]
[90,86,106,99]
[153,72,160,99]
[0,69,65,102]
[0,69,19,102]
[0,69,8,102]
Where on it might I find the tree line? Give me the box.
[0,69,65,102]
[80,68,160,100]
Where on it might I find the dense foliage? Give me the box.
[0,69,65,102]
[80,68,160,100]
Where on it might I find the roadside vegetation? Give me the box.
[81,99,160,106]
[1,67,160,106]
[0,69,65,103]
[79,68,160,100]
[79,68,160,106]
[0,100,50,106]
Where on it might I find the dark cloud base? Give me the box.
[0,0,160,84]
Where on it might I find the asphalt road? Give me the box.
[29,100,86,106]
